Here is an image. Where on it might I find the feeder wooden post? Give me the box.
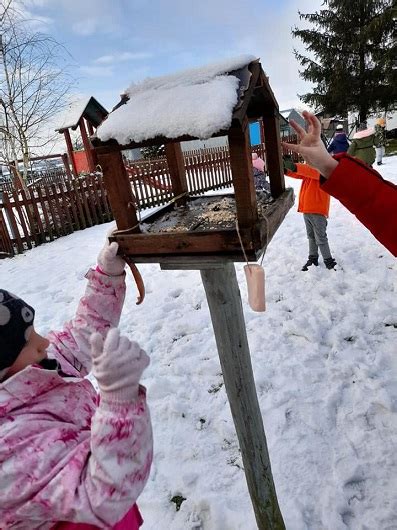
[97,150,139,231]
[228,121,258,229]
[201,262,285,530]
[260,75,285,199]
[165,142,188,206]
[262,108,284,199]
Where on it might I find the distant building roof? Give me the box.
[280,108,293,119]
[56,97,108,132]
[279,109,305,130]
[280,108,304,118]
[278,113,289,125]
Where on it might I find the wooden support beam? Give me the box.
[87,121,95,136]
[199,262,285,530]
[165,142,188,206]
[260,117,265,145]
[259,72,279,109]
[228,121,258,229]
[231,61,262,125]
[14,153,64,163]
[97,150,139,231]
[257,71,285,199]
[63,129,78,176]
[61,153,72,179]
[262,107,285,199]
[87,122,97,168]
[79,118,96,173]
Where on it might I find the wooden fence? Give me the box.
[0,174,112,256]
[0,139,297,257]
[0,168,68,193]
[127,144,266,209]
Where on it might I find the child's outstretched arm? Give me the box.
[0,329,153,528]
[285,163,320,181]
[47,235,127,376]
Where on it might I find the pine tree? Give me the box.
[293,0,396,124]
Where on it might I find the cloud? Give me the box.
[25,0,324,110]
[25,13,54,29]
[52,0,124,35]
[72,19,99,36]
[9,1,54,30]
[79,65,114,77]
[20,0,124,35]
[21,0,50,6]
[95,52,153,64]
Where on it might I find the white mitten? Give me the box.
[90,328,150,403]
[97,229,126,276]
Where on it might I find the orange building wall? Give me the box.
[73,150,90,173]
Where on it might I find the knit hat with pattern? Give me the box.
[0,290,35,370]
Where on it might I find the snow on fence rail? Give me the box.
[0,140,296,257]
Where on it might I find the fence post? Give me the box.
[0,204,14,257]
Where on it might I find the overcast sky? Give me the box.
[24,0,323,113]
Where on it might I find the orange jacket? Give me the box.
[286,163,330,217]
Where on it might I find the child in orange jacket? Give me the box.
[282,110,397,257]
[284,156,337,271]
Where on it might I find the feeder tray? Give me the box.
[110,190,293,263]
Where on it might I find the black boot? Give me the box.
[377,161,383,166]
[302,255,319,271]
[324,257,337,270]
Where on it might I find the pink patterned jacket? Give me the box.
[0,269,153,529]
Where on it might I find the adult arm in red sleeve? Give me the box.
[321,153,397,256]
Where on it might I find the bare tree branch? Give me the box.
[0,0,75,178]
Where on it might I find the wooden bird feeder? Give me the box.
[93,57,290,530]
[92,58,293,264]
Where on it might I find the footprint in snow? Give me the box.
[169,288,183,298]
[343,477,366,505]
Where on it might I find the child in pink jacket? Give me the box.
[251,152,265,173]
[0,236,152,530]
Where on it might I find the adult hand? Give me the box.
[282,111,338,179]
[90,328,150,403]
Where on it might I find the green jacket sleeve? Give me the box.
[347,140,357,157]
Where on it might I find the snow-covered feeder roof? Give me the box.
[95,55,260,147]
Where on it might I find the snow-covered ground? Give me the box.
[1,158,396,530]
